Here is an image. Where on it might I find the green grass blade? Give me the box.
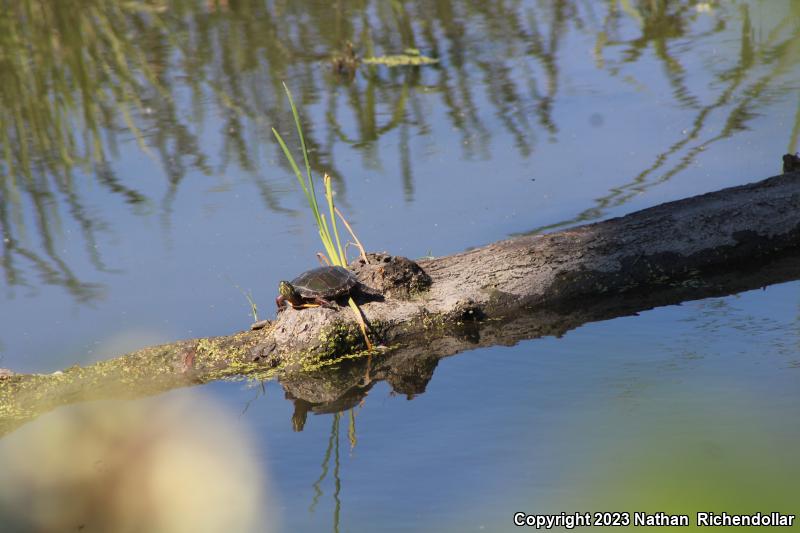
[324,174,346,264]
[282,83,320,221]
[318,215,338,265]
[272,128,312,204]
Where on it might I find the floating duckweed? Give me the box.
[363,53,438,67]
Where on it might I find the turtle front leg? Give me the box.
[276,295,288,312]
[313,296,335,309]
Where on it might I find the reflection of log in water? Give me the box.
[1,170,800,436]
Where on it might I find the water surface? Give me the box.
[1,1,799,531]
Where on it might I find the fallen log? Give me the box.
[1,169,799,435]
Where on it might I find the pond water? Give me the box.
[1,1,799,531]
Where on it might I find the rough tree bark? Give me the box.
[251,169,800,367]
[1,170,799,435]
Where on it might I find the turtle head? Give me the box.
[279,280,297,299]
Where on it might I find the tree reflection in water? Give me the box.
[1,0,798,298]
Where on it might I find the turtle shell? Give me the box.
[291,266,358,299]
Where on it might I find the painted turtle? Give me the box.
[276,265,360,312]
